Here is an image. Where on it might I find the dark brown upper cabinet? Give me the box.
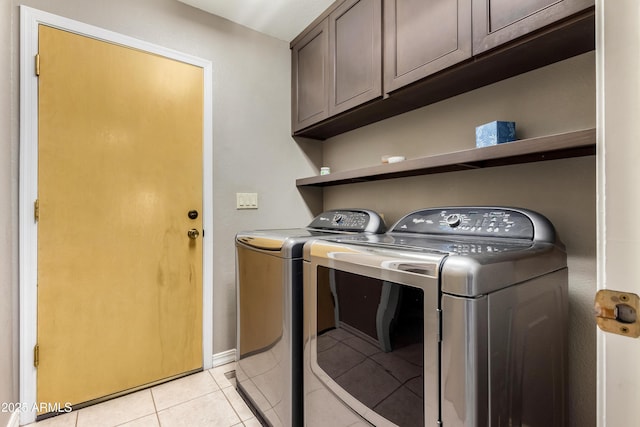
[291,19,329,132]
[291,0,594,140]
[292,0,381,132]
[384,0,472,93]
[329,0,382,115]
[472,0,594,55]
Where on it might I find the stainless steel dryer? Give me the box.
[235,209,386,427]
[303,207,568,427]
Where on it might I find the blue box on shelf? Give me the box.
[475,121,516,147]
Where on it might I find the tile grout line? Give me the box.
[149,387,162,427]
[107,390,157,427]
[151,389,219,414]
[210,367,255,426]
[208,368,244,427]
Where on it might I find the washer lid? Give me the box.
[235,209,386,257]
[236,228,338,252]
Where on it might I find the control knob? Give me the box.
[446,214,462,228]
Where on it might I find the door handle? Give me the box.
[187,229,200,240]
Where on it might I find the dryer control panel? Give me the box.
[391,207,545,240]
[308,209,386,233]
[308,209,386,234]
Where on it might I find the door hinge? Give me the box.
[35,53,40,76]
[34,199,39,222]
[33,344,40,368]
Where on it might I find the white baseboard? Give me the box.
[212,349,236,367]
[6,411,19,427]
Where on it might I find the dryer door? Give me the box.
[303,240,444,427]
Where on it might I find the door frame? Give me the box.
[19,6,214,425]
[595,1,640,425]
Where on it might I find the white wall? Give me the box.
[1,0,320,422]
[321,52,596,427]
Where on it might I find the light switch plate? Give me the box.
[236,193,258,209]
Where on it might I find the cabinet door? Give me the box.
[292,19,329,132]
[384,0,472,94]
[472,0,594,55]
[328,0,382,116]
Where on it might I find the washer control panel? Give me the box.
[392,208,536,240]
[308,209,386,233]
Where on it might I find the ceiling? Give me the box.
[177,0,334,42]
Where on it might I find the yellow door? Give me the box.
[37,25,204,409]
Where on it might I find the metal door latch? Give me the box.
[595,290,640,338]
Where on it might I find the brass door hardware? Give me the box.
[595,290,639,338]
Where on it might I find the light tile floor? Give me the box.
[27,363,262,427]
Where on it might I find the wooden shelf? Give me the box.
[296,128,596,187]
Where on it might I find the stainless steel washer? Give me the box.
[303,207,568,427]
[235,209,386,427]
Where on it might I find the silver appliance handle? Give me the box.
[306,240,441,278]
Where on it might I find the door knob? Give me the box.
[187,229,200,240]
